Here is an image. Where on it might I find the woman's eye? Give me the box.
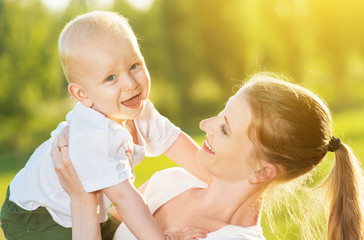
[106,75,116,82]
[130,63,138,71]
[220,124,228,135]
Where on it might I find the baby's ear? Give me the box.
[68,83,93,108]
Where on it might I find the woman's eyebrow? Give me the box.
[224,115,232,135]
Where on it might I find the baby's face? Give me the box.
[72,34,150,123]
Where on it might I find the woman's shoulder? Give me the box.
[146,167,207,193]
[142,167,207,214]
[152,167,202,181]
[206,225,266,240]
[150,167,208,189]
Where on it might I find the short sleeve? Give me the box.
[69,128,134,192]
[136,100,181,157]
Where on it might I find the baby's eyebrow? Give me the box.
[224,115,232,135]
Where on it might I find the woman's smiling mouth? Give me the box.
[202,140,215,154]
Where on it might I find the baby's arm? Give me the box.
[164,132,212,184]
[103,179,165,240]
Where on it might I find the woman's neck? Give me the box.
[153,177,264,233]
[196,178,263,227]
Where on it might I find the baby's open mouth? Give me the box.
[121,94,141,108]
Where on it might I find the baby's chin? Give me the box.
[121,100,146,120]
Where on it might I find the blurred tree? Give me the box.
[0,0,66,158]
[61,0,88,19]
[134,0,249,130]
[1,0,364,169]
[309,0,364,108]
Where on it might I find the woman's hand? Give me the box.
[51,127,102,240]
[51,126,86,198]
[165,226,208,240]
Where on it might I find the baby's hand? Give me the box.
[165,226,208,240]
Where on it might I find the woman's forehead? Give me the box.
[225,89,247,110]
[224,91,251,134]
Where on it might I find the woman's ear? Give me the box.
[249,162,278,185]
[68,83,93,108]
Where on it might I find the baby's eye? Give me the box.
[106,75,116,82]
[130,63,138,71]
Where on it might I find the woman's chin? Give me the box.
[196,149,213,169]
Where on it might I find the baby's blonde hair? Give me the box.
[244,73,363,240]
[58,11,136,82]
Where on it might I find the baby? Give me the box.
[1,11,209,240]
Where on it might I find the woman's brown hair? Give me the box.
[244,73,363,240]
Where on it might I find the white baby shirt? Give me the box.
[9,100,180,227]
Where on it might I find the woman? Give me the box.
[52,73,363,240]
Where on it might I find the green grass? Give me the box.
[133,134,206,188]
[0,173,13,204]
[0,173,13,240]
[1,107,363,239]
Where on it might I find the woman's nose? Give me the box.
[199,117,214,133]
[199,119,207,132]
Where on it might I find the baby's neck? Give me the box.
[108,116,127,126]
[125,119,139,145]
[108,117,139,145]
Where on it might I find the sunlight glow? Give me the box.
[41,0,71,11]
[93,0,114,9]
[41,0,115,11]
[41,0,154,12]
[127,0,154,11]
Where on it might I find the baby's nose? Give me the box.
[122,75,138,90]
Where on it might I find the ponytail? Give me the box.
[325,143,363,240]
[243,74,363,239]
